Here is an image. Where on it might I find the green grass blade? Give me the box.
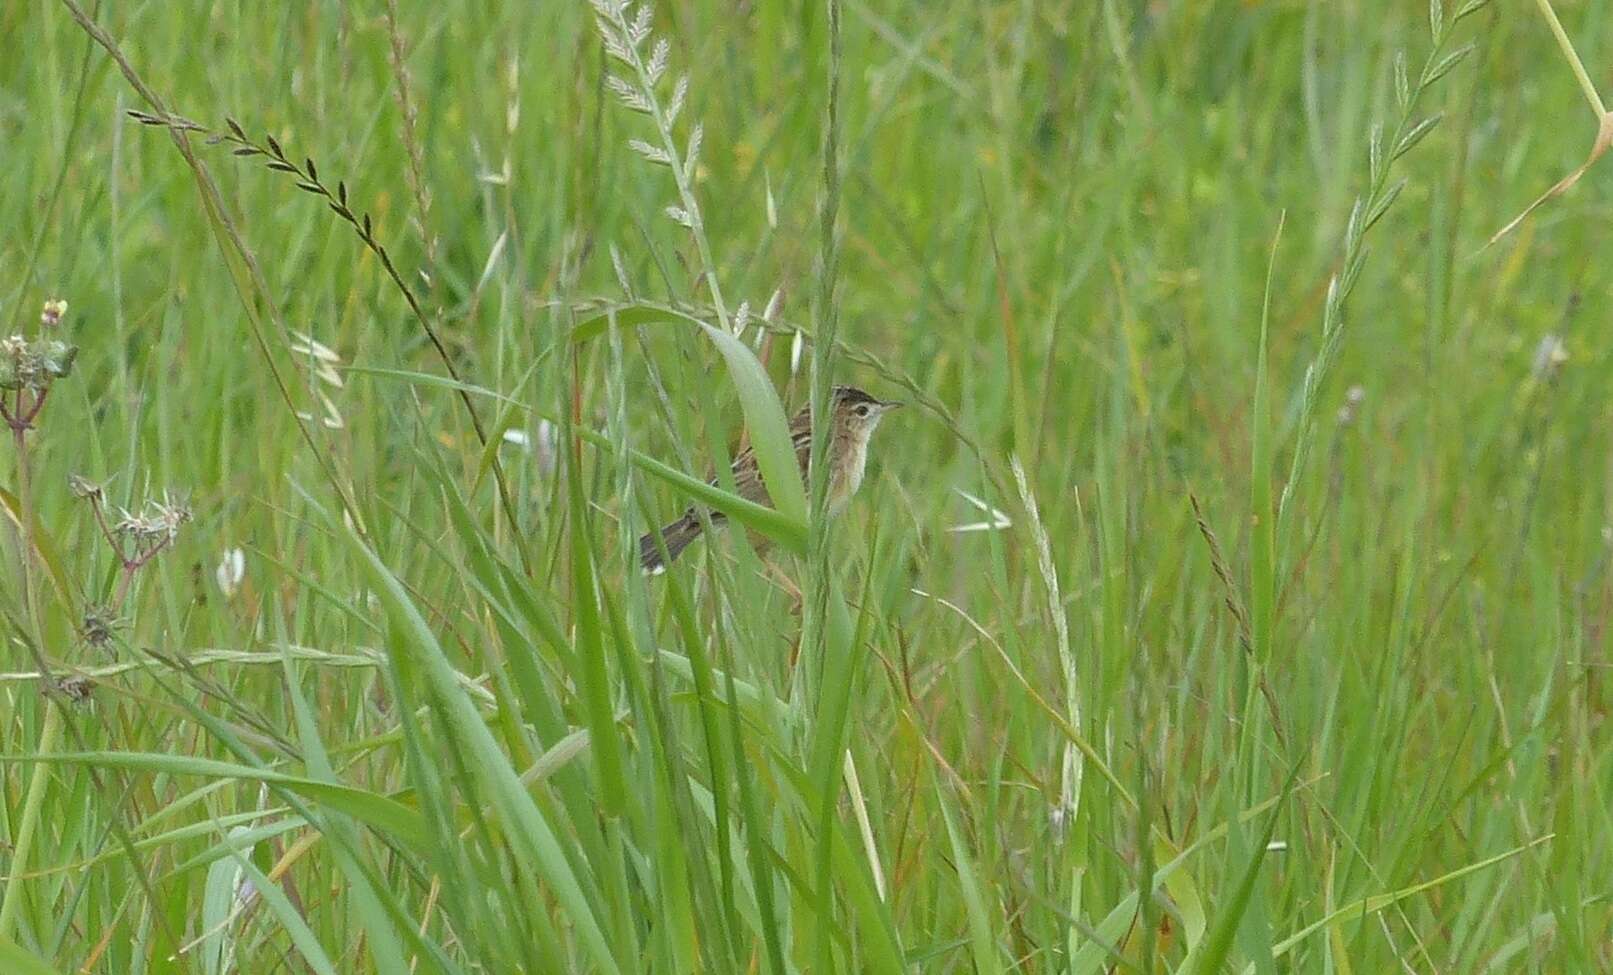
[1188,770,1297,974]
[10,753,428,849]
[0,934,68,975]
[221,845,340,975]
[935,770,1003,975]
[1246,835,1554,971]
[343,524,624,975]
[565,407,628,817]
[573,302,807,524]
[278,621,413,974]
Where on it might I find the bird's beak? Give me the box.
[878,399,904,413]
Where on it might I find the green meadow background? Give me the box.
[3,0,1611,970]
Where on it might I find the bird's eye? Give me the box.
[854,404,870,417]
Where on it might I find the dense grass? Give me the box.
[3,0,1611,970]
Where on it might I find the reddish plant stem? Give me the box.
[112,564,137,609]
[21,387,47,426]
[1,390,19,430]
[113,538,174,608]
[10,410,50,686]
[88,496,121,554]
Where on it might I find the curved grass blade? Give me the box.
[1188,766,1299,974]
[570,301,707,344]
[935,770,1004,975]
[1238,835,1553,973]
[9,753,427,849]
[695,321,806,523]
[343,525,624,975]
[222,846,340,975]
[608,426,806,554]
[279,627,412,974]
[573,303,808,524]
[0,487,75,611]
[0,934,67,975]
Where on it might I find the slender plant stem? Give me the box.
[1276,19,1462,529]
[15,429,33,609]
[1533,0,1608,118]
[9,421,54,688]
[602,4,733,332]
[807,4,845,968]
[59,0,534,581]
[10,425,32,625]
[113,563,139,608]
[805,0,845,677]
[0,703,63,939]
[88,497,119,554]
[1,0,101,338]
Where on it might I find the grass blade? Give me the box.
[344,525,624,975]
[0,934,68,975]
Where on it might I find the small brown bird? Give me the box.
[639,385,901,573]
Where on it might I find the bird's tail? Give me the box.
[639,511,705,574]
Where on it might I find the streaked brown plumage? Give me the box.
[639,385,900,573]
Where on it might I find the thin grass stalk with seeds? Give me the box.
[590,5,783,654]
[1011,456,1083,836]
[60,0,366,559]
[1190,491,1287,741]
[383,0,437,274]
[806,0,847,659]
[133,110,528,573]
[588,2,739,533]
[1189,492,1253,652]
[1276,0,1485,529]
[183,117,531,568]
[42,16,436,951]
[804,3,855,971]
[591,0,732,332]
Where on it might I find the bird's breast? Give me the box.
[829,435,870,516]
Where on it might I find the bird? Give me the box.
[639,385,901,573]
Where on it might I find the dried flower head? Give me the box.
[56,673,96,704]
[115,494,192,545]
[0,332,78,393]
[0,336,26,391]
[86,488,194,608]
[82,606,120,650]
[69,473,106,502]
